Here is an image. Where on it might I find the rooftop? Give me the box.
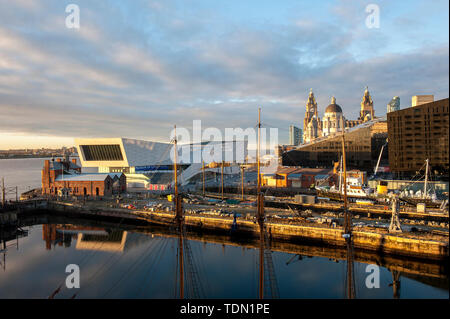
[55,173,112,182]
[48,160,80,171]
[271,167,332,176]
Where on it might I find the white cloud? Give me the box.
[0,1,448,148]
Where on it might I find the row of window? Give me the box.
[48,183,111,195]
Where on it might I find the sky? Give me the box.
[0,0,448,149]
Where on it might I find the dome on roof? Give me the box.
[325,96,342,113]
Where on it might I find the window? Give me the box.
[80,145,124,161]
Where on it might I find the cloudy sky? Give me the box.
[0,0,448,149]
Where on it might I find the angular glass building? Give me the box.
[75,138,248,190]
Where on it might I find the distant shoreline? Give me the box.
[0,155,79,160]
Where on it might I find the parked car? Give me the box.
[121,204,136,209]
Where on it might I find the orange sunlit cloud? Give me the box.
[0,132,74,149]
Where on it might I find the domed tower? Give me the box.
[359,86,375,121]
[303,89,321,143]
[322,96,344,136]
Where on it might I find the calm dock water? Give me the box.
[0,158,448,299]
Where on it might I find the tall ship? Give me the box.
[318,157,445,208]
[396,159,444,208]
[316,165,373,203]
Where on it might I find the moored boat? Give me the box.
[19,188,42,201]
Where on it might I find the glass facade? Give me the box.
[282,122,387,171]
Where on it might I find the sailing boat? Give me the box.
[398,159,442,208]
[317,167,370,201]
[316,146,372,202]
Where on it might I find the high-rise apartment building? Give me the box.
[387,97,448,176]
[289,125,302,146]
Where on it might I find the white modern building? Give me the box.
[75,138,249,190]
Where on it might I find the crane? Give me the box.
[374,141,388,176]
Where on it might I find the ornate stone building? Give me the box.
[322,96,344,136]
[303,89,322,143]
[359,86,375,121]
[302,87,375,143]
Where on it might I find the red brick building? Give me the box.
[41,158,126,197]
[261,165,368,189]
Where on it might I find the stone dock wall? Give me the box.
[7,200,449,261]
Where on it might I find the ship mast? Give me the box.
[221,161,224,200]
[423,159,429,199]
[241,166,245,201]
[341,128,350,234]
[257,107,264,299]
[202,160,205,197]
[61,158,65,197]
[339,155,343,194]
[173,125,184,299]
[257,108,261,196]
[341,122,355,299]
[174,125,178,199]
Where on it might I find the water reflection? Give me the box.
[345,238,356,299]
[0,215,447,299]
[389,270,401,299]
[0,226,28,272]
[42,225,154,253]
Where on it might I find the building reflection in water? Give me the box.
[38,224,446,299]
[42,225,74,250]
[41,224,152,252]
[76,230,127,252]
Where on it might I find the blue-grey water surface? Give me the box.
[0,158,448,299]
